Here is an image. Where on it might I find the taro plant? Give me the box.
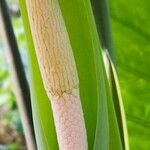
[17,0,129,150]
[18,0,130,149]
[1,0,149,149]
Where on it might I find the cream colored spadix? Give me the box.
[25,0,87,149]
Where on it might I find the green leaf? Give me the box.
[58,0,123,149]
[109,0,150,149]
[19,1,58,149]
[91,0,128,149]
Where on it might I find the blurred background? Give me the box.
[0,0,27,149]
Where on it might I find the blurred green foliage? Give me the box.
[0,1,26,149]
[110,0,150,149]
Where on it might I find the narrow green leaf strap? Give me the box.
[19,1,58,149]
[105,51,129,150]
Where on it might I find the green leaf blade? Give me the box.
[19,1,58,149]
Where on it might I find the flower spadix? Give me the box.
[25,0,88,149]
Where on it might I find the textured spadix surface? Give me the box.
[26,0,78,97]
[25,0,87,149]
